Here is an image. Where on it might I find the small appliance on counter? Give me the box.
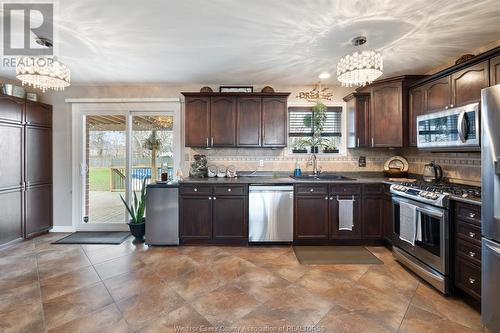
[422,161,443,183]
[383,156,409,178]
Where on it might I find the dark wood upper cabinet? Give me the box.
[236,97,261,147]
[370,82,404,147]
[0,96,23,124]
[185,97,210,147]
[491,55,500,86]
[212,196,247,240]
[0,122,23,189]
[294,195,330,240]
[344,92,370,148]
[25,102,52,127]
[408,86,425,147]
[451,60,489,106]
[424,76,452,112]
[180,196,212,240]
[0,189,23,245]
[25,184,52,238]
[26,126,52,185]
[210,97,236,147]
[262,97,287,147]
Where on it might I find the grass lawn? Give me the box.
[89,167,111,191]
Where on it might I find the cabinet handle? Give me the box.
[213,197,217,200]
[325,196,328,200]
[371,137,374,147]
[330,196,334,200]
[211,137,214,147]
[208,197,212,200]
[468,232,476,238]
[206,138,209,148]
[310,188,314,192]
[469,278,475,284]
[469,251,476,258]
[227,188,232,192]
[357,137,360,147]
[468,212,476,218]
[445,106,449,110]
[450,104,454,108]
[194,188,198,192]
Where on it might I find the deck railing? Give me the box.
[110,167,162,191]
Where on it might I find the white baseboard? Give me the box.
[50,226,76,233]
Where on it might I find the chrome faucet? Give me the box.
[309,153,320,176]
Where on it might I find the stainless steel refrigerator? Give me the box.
[481,85,500,333]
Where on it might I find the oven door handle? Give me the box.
[392,197,445,218]
[416,207,444,219]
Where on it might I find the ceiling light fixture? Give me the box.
[336,36,383,87]
[318,72,331,79]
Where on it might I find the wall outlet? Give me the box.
[259,159,264,167]
[358,156,366,167]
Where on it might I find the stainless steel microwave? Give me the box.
[416,103,479,150]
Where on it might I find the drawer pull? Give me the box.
[194,188,198,192]
[227,188,232,192]
[468,232,476,238]
[469,278,475,284]
[208,197,212,200]
[310,189,314,192]
[213,197,217,200]
[468,212,476,218]
[469,251,476,258]
[325,196,328,200]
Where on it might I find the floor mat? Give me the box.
[293,246,383,265]
[52,231,130,245]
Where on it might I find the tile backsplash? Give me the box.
[187,147,481,186]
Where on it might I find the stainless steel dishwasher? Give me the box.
[248,185,294,242]
[145,182,179,245]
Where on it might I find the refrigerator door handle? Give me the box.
[495,160,500,174]
[485,238,500,257]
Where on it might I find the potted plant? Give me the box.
[120,178,147,242]
[303,101,328,154]
[291,138,308,153]
[322,137,339,153]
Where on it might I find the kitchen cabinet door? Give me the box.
[490,55,500,86]
[210,96,236,147]
[330,194,362,239]
[424,76,452,112]
[236,97,261,147]
[25,126,52,186]
[185,97,210,147]
[345,93,370,148]
[382,192,394,243]
[370,83,403,147]
[25,183,52,238]
[180,196,212,240]
[212,196,247,240]
[362,195,383,239]
[0,122,23,190]
[262,97,287,147]
[25,101,52,127]
[451,60,489,106]
[0,95,24,124]
[0,188,23,245]
[294,196,329,240]
[408,86,425,146]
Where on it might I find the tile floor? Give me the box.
[0,233,484,333]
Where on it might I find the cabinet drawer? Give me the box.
[456,220,481,245]
[180,185,211,196]
[456,238,481,266]
[363,183,383,195]
[330,184,362,195]
[455,256,481,300]
[295,184,328,196]
[455,202,481,226]
[213,184,247,196]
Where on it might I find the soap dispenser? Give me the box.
[293,160,302,177]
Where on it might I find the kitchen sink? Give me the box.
[291,174,356,181]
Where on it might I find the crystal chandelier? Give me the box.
[16,56,71,92]
[337,36,383,87]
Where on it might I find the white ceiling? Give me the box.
[2,0,500,85]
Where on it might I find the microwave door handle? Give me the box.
[457,110,468,143]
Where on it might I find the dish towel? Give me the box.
[338,198,354,231]
[399,201,417,245]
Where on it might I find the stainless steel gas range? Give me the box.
[390,181,480,294]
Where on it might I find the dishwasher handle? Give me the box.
[249,185,294,192]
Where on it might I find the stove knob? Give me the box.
[426,193,434,199]
[420,191,428,197]
[431,194,439,200]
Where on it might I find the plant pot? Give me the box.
[322,149,339,153]
[292,149,307,153]
[128,218,145,242]
[310,146,319,153]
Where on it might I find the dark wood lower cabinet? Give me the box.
[180,184,248,243]
[362,195,383,239]
[0,188,23,246]
[294,196,329,240]
[25,184,52,238]
[180,196,212,240]
[382,185,394,244]
[213,196,247,240]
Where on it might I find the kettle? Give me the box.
[422,161,443,183]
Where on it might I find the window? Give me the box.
[288,106,343,154]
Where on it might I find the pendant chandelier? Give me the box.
[337,36,383,87]
[16,56,71,92]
